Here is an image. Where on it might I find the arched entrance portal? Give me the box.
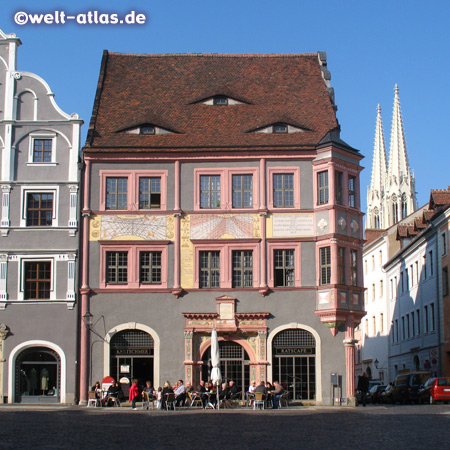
[202,341,250,396]
[15,347,60,403]
[110,330,154,386]
[272,329,316,400]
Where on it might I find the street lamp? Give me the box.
[82,311,93,328]
[374,358,379,369]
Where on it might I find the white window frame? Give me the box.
[18,257,55,301]
[20,185,59,227]
[27,133,57,165]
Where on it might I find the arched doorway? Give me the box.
[202,341,250,396]
[272,329,316,400]
[110,330,154,387]
[15,347,60,403]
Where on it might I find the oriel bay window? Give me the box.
[350,249,358,286]
[338,247,345,284]
[318,171,329,205]
[320,246,331,285]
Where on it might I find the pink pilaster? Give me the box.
[79,159,91,405]
[344,314,356,405]
[172,161,182,295]
[260,158,266,209]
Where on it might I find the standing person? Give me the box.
[156,387,163,410]
[129,379,140,410]
[270,381,285,409]
[357,372,370,407]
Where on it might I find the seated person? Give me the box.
[142,380,155,409]
[227,380,240,399]
[185,381,194,394]
[91,381,101,399]
[174,379,186,407]
[162,381,173,409]
[270,381,285,409]
[105,381,122,406]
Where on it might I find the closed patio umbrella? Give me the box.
[211,328,222,409]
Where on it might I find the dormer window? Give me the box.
[122,124,173,135]
[250,122,306,134]
[213,96,228,106]
[273,124,288,133]
[141,126,155,135]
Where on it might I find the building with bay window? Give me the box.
[0,30,82,403]
[79,51,364,405]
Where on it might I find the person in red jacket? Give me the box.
[129,379,140,410]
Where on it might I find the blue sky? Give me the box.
[3,0,450,213]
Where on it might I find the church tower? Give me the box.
[366,85,417,230]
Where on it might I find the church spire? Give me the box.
[367,105,388,229]
[366,85,417,230]
[385,84,417,226]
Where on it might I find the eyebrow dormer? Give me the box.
[120,124,174,135]
[196,95,247,106]
[250,122,308,134]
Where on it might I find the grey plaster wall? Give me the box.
[301,242,316,286]
[1,304,78,403]
[13,124,73,181]
[88,289,347,405]
[16,76,67,121]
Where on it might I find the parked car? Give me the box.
[390,372,432,404]
[381,383,394,404]
[418,377,450,404]
[367,384,386,404]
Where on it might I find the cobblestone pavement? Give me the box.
[1,404,450,449]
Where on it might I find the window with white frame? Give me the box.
[29,134,56,164]
[24,261,51,299]
[21,187,58,227]
[273,249,295,287]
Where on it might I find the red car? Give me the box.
[419,377,450,404]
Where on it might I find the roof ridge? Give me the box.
[106,51,318,58]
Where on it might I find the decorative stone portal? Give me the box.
[183,295,269,392]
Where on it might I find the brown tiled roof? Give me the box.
[364,229,386,245]
[85,52,340,152]
[396,224,417,239]
[429,188,450,210]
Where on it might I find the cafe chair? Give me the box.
[165,393,176,410]
[188,392,203,408]
[87,391,100,407]
[279,392,289,408]
[253,392,266,410]
[142,392,154,410]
